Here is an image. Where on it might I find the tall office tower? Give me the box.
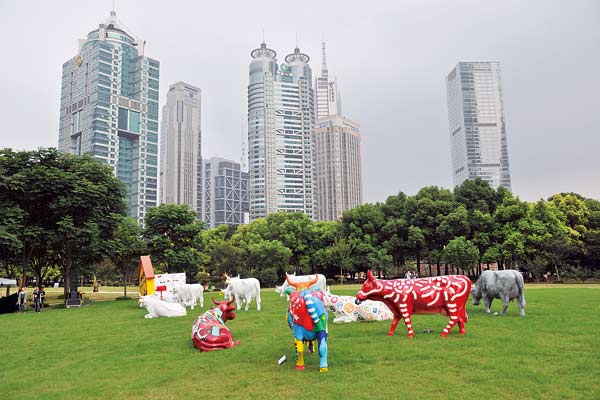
[315,115,362,221]
[159,82,202,216]
[247,42,316,221]
[201,157,249,228]
[446,62,511,190]
[315,41,341,119]
[58,10,160,223]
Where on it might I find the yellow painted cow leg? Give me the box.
[294,339,305,370]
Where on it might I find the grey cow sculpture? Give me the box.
[472,270,526,316]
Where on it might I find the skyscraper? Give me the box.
[446,62,511,190]
[159,82,202,216]
[315,115,362,221]
[315,42,341,119]
[247,42,315,221]
[201,157,249,228]
[58,10,160,223]
[314,42,363,221]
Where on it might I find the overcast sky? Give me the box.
[1,0,598,203]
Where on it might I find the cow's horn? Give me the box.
[212,297,220,305]
[227,295,236,306]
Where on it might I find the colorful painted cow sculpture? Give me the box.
[191,297,239,351]
[356,271,471,338]
[286,275,329,373]
[324,290,393,323]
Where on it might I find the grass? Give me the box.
[0,285,599,400]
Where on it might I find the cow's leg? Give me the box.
[316,330,328,373]
[457,306,467,334]
[200,294,204,308]
[388,315,401,336]
[517,291,526,317]
[441,303,459,338]
[500,295,509,315]
[294,338,305,370]
[256,292,261,311]
[483,296,492,314]
[399,303,415,338]
[244,295,250,311]
[236,297,242,311]
[190,296,195,310]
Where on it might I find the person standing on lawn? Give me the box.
[17,287,26,313]
[33,287,43,312]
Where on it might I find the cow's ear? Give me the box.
[367,270,375,281]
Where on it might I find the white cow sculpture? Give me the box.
[324,289,394,323]
[275,273,326,301]
[224,274,261,311]
[139,295,187,318]
[172,283,204,309]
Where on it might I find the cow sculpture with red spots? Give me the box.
[355,270,471,338]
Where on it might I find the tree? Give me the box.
[109,217,146,297]
[444,237,480,276]
[143,204,205,276]
[0,148,127,298]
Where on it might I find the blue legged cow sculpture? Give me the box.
[285,275,329,373]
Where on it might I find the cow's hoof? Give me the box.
[320,367,329,373]
[387,332,394,336]
[296,365,305,371]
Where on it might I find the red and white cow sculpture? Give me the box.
[356,270,472,338]
[191,297,239,351]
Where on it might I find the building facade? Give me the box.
[247,42,315,221]
[446,62,511,190]
[58,10,160,223]
[315,115,362,221]
[159,82,202,216]
[201,157,249,228]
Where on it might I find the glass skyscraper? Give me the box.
[247,42,315,220]
[446,62,511,190]
[159,82,202,217]
[58,10,160,223]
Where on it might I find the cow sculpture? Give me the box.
[224,274,261,311]
[172,283,204,309]
[324,289,393,323]
[191,297,239,351]
[285,275,329,372]
[356,271,471,338]
[139,296,187,318]
[276,273,326,301]
[472,270,526,316]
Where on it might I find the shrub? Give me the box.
[115,296,132,301]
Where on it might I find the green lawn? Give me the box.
[1,285,599,400]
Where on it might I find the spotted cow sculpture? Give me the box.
[191,297,239,352]
[286,275,329,373]
[356,271,471,338]
[324,289,393,323]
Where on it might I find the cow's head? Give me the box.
[286,274,318,292]
[356,270,384,304]
[471,283,483,305]
[213,296,237,322]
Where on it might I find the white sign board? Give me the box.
[154,273,186,293]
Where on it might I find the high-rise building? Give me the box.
[247,42,315,221]
[315,115,362,221]
[58,10,160,223]
[446,62,511,190]
[315,42,341,119]
[159,82,202,216]
[201,157,249,228]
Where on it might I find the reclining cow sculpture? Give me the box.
[191,297,239,351]
[139,295,187,318]
[472,270,526,316]
[276,273,326,301]
[356,271,471,338]
[223,273,261,311]
[324,289,393,323]
[173,283,204,309]
[285,275,329,372]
